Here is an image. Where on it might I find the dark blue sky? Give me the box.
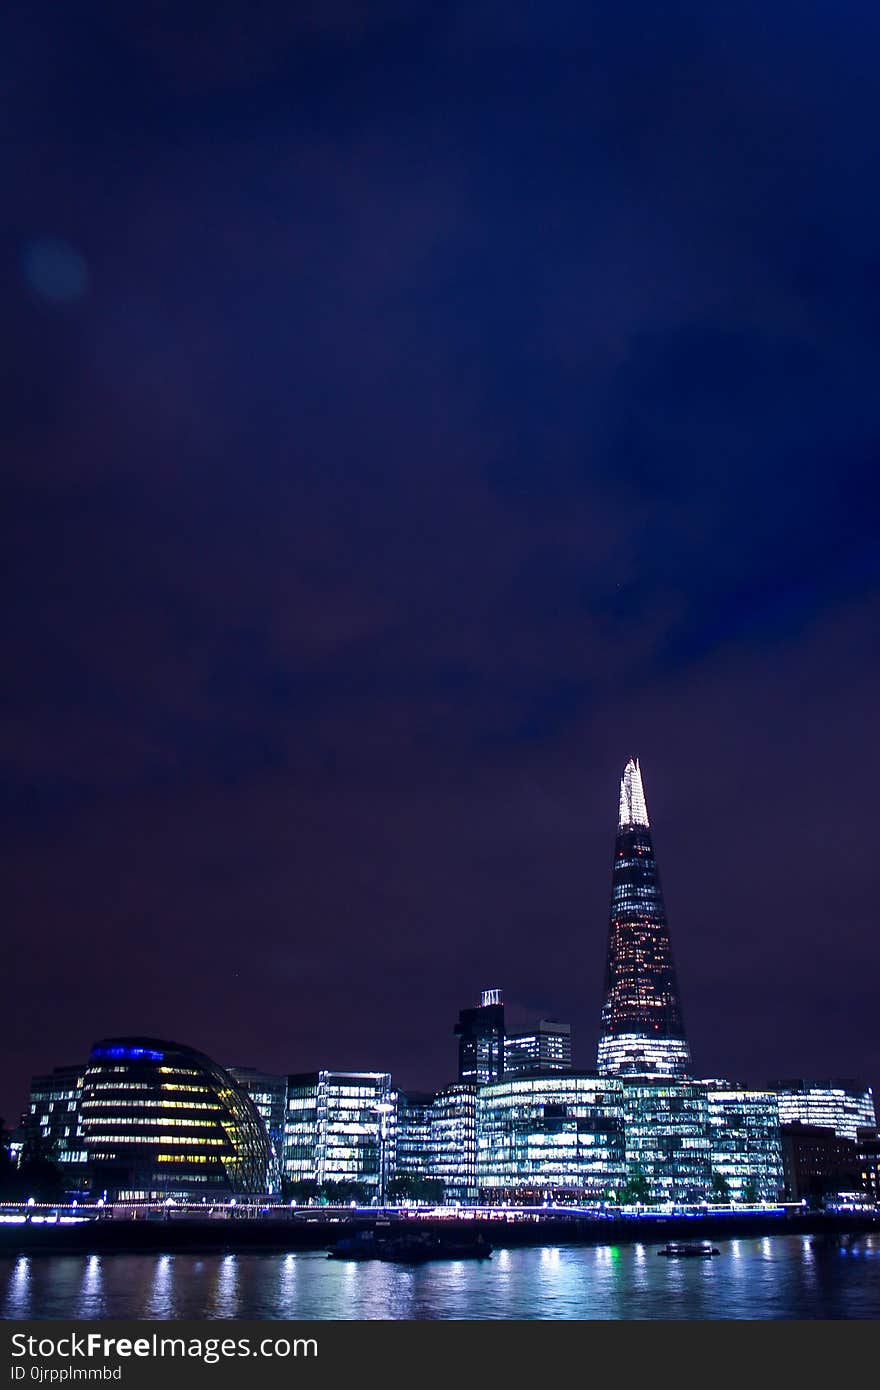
[3,2,879,1119]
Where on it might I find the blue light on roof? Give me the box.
[91,1045,164,1063]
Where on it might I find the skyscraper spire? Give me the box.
[618,757,650,829]
[598,758,691,1078]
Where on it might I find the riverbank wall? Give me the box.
[1,1208,877,1256]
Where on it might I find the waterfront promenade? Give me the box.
[1,1204,877,1255]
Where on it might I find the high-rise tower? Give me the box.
[455,988,505,1084]
[597,758,691,1077]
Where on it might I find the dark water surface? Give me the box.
[2,1235,879,1319]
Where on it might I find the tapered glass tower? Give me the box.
[597,758,691,1077]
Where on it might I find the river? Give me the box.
[2,1233,879,1319]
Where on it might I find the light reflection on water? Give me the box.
[80,1255,103,1318]
[1,1236,878,1320]
[147,1255,173,1319]
[213,1253,239,1319]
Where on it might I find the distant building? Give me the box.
[780,1122,862,1201]
[430,1084,478,1203]
[455,989,505,1084]
[597,760,691,1078]
[769,1081,876,1142]
[477,1073,625,1204]
[706,1087,784,1202]
[283,1071,396,1202]
[26,1065,88,1181]
[79,1038,272,1200]
[504,1021,572,1077]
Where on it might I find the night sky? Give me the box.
[4,3,879,1123]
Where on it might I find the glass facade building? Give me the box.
[396,1092,434,1178]
[477,1074,626,1203]
[622,1081,711,1202]
[597,759,691,1079]
[769,1080,877,1142]
[79,1038,273,1199]
[430,1084,478,1203]
[27,1065,87,1179]
[455,989,505,1084]
[227,1067,287,1161]
[706,1087,784,1201]
[283,1071,396,1201]
[504,1021,572,1077]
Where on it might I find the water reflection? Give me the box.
[1,1236,878,1320]
[211,1254,239,1318]
[77,1256,104,1318]
[148,1255,173,1318]
[6,1257,30,1317]
[278,1252,298,1306]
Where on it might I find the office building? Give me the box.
[430,1084,478,1203]
[396,1092,434,1178]
[622,1080,711,1202]
[455,989,505,1085]
[706,1087,784,1202]
[477,1073,625,1203]
[227,1067,287,1164]
[79,1037,272,1199]
[770,1080,876,1142]
[504,1020,572,1077]
[597,759,691,1078]
[283,1071,396,1202]
[856,1128,880,1203]
[26,1065,87,1179]
[780,1122,862,1201]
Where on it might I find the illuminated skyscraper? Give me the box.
[597,758,691,1078]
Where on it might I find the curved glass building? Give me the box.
[597,758,691,1078]
[80,1037,273,1199]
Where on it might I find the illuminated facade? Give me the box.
[622,1081,711,1202]
[455,989,505,1084]
[396,1092,434,1177]
[770,1080,876,1142]
[597,758,691,1078]
[430,1084,478,1202]
[477,1074,625,1202]
[79,1038,273,1199]
[706,1087,784,1201]
[283,1071,396,1200]
[504,1020,572,1077]
[27,1065,87,1178]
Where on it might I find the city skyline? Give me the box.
[4,755,876,1122]
[20,1031,877,1208]
[4,5,880,1128]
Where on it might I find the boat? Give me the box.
[378,1230,493,1263]
[327,1230,382,1260]
[328,1225,493,1264]
[657,1241,719,1258]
